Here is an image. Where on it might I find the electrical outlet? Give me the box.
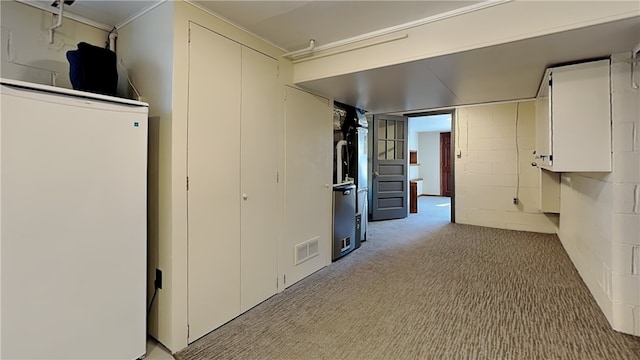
[155,268,163,289]
[513,197,519,205]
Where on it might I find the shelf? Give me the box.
[410,181,418,214]
[409,150,418,164]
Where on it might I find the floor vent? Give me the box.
[295,237,320,265]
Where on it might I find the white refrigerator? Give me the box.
[1,79,148,359]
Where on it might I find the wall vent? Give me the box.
[294,236,320,265]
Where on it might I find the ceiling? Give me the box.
[299,16,640,114]
[191,1,480,51]
[26,0,158,29]
[24,0,640,114]
[27,0,480,50]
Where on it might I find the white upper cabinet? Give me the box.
[535,59,612,172]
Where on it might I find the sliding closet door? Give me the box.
[187,23,241,342]
[240,47,279,311]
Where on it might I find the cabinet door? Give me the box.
[535,79,552,168]
[549,60,611,171]
[240,47,279,311]
[187,23,241,342]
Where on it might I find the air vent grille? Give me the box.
[294,236,320,265]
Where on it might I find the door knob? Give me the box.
[242,193,248,200]
[373,171,380,177]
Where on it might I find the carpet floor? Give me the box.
[176,197,640,360]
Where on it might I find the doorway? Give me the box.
[406,111,454,222]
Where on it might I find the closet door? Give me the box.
[282,86,333,287]
[187,23,241,342]
[240,47,279,311]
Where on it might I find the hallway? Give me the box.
[177,196,640,359]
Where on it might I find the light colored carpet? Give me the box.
[176,197,640,360]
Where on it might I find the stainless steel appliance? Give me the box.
[334,102,369,249]
[354,125,368,245]
[332,101,367,256]
[332,184,356,260]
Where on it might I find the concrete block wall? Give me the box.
[558,173,614,321]
[455,101,559,233]
[604,53,639,335]
[558,53,640,336]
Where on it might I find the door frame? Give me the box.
[405,109,456,223]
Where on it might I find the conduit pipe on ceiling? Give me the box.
[109,32,117,52]
[288,0,511,63]
[282,39,316,59]
[293,34,408,64]
[48,1,65,44]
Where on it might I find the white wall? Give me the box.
[116,0,176,349]
[558,53,640,336]
[455,101,558,233]
[408,125,419,151]
[0,1,107,88]
[418,132,441,195]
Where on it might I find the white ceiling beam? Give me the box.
[293,1,640,84]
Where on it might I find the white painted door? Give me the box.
[282,86,333,287]
[240,47,279,311]
[187,23,241,342]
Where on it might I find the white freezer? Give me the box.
[0,79,148,359]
